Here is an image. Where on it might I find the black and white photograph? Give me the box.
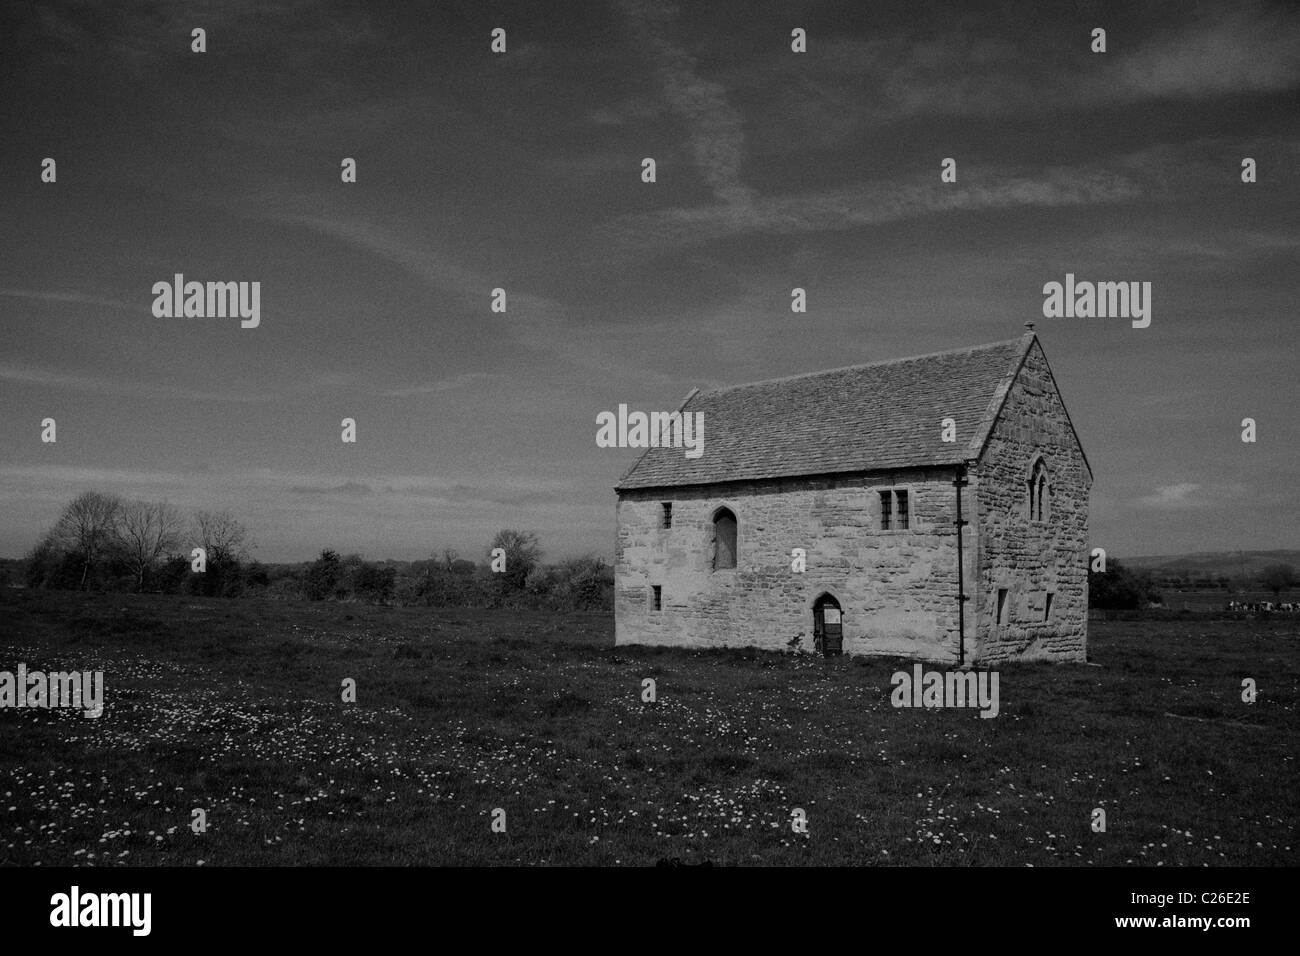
[1,0,1295,939]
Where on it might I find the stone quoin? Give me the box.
[613,329,1091,664]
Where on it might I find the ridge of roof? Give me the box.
[614,331,1040,492]
[697,336,1027,397]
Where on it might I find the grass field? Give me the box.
[0,589,1295,866]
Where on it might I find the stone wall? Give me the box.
[615,468,975,661]
[970,340,1091,663]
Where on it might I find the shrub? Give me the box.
[304,550,342,601]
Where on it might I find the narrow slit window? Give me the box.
[651,585,662,611]
[661,502,672,529]
[1043,592,1054,622]
[997,588,1009,625]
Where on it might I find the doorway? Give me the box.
[813,594,843,657]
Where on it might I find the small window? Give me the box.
[1028,459,1050,522]
[651,585,662,611]
[996,588,1009,625]
[712,508,737,570]
[1043,592,1054,622]
[879,489,909,530]
[661,502,672,529]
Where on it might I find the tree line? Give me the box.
[19,492,1290,614]
[24,491,251,596]
[17,491,611,611]
[1088,559,1297,610]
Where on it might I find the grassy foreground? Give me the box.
[0,589,1294,866]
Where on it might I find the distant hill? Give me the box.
[1121,550,1300,579]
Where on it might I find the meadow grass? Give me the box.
[0,589,1294,866]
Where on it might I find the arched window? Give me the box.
[712,508,737,570]
[1027,458,1050,522]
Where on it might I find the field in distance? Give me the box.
[0,590,1294,866]
[1158,589,1293,610]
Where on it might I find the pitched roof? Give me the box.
[616,332,1036,491]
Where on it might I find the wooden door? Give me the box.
[814,597,843,656]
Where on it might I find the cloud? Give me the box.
[588,163,1144,261]
[0,465,193,489]
[278,214,485,307]
[380,373,497,397]
[289,482,374,497]
[267,211,573,354]
[1101,3,1300,100]
[17,0,384,74]
[382,483,572,507]
[0,362,279,403]
[259,208,677,383]
[769,2,1299,130]
[617,0,754,207]
[1137,482,1203,508]
[1082,227,1300,267]
[0,464,575,509]
[0,288,138,312]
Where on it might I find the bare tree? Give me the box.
[488,529,541,590]
[191,509,252,564]
[115,499,184,591]
[50,491,122,589]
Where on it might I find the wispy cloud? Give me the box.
[0,363,279,403]
[617,0,754,207]
[278,214,485,306]
[379,373,498,398]
[17,0,384,74]
[589,163,1144,261]
[0,288,138,312]
[277,212,580,359]
[773,1,1300,129]
[1100,3,1300,100]
[380,482,573,507]
[1137,482,1203,508]
[0,465,195,490]
[289,481,374,496]
[258,208,680,383]
[0,464,576,505]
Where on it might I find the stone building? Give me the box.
[614,329,1091,664]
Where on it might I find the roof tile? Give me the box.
[617,334,1031,490]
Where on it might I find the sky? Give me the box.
[1,0,1297,563]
